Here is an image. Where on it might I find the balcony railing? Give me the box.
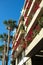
[24,0,32,17]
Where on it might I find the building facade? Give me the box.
[11,0,43,65]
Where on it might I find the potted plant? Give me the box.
[20,24,25,34]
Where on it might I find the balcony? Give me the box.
[25,28,43,56]
[24,0,42,27]
[24,0,33,18]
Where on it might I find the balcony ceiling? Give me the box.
[26,38,43,57]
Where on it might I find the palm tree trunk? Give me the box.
[2,42,6,65]
[6,30,10,65]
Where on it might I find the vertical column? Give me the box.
[16,58,18,65]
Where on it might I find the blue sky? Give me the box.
[0,0,24,64]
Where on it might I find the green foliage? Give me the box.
[0,33,7,42]
[0,45,4,51]
[38,15,43,27]
[0,33,13,42]
[3,20,8,25]
[0,44,11,52]
[3,19,18,31]
[0,55,3,60]
[20,24,25,30]
[0,35,3,39]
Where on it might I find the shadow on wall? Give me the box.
[31,56,43,65]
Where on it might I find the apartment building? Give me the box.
[11,0,43,65]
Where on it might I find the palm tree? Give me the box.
[0,33,12,65]
[0,34,7,65]
[3,19,18,65]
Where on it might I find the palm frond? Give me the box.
[0,45,4,51]
[3,20,8,25]
[0,33,8,42]
[0,35,3,38]
[3,19,18,30]
[0,33,13,42]
[0,35,3,41]
[0,55,3,59]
